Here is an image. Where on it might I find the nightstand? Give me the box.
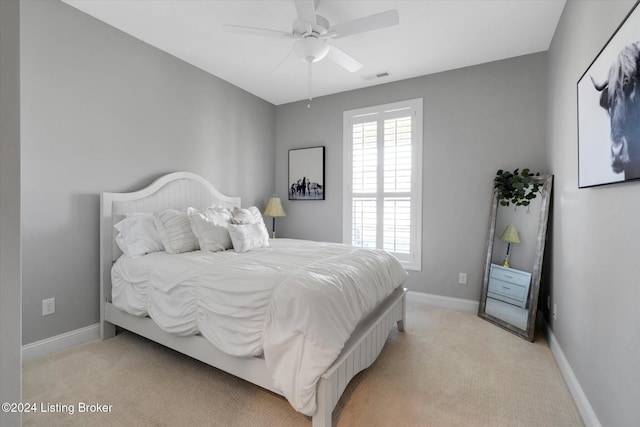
[487,264,532,308]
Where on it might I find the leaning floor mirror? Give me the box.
[478,173,553,341]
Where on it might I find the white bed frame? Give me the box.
[100,171,406,427]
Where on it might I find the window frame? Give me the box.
[342,98,423,271]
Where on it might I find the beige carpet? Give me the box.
[23,302,584,427]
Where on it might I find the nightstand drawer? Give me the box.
[488,279,526,301]
[490,267,530,287]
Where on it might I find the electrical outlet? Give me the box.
[553,303,557,320]
[458,272,467,285]
[42,298,55,316]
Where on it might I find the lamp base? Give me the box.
[502,256,510,268]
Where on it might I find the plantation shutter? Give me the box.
[351,120,378,248]
[383,116,412,254]
[344,99,422,270]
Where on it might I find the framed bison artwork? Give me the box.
[577,1,640,188]
[288,146,325,200]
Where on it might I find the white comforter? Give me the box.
[112,239,407,415]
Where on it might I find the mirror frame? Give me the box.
[478,174,553,341]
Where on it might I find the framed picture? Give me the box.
[288,146,325,200]
[577,1,640,188]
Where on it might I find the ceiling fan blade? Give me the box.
[293,0,318,25]
[326,45,362,72]
[223,24,292,39]
[330,9,399,39]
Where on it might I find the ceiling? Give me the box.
[61,0,566,106]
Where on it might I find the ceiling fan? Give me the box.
[223,0,400,73]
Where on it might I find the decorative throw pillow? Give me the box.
[154,209,199,254]
[231,206,265,225]
[204,206,233,225]
[231,207,256,225]
[188,207,233,252]
[246,206,265,224]
[114,213,164,258]
[228,223,270,253]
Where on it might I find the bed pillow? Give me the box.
[228,223,270,253]
[154,209,199,254]
[114,213,165,258]
[247,206,265,224]
[205,206,233,225]
[231,206,265,225]
[188,207,233,252]
[231,207,255,224]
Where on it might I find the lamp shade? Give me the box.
[264,195,286,217]
[499,225,520,244]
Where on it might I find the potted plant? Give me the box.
[494,168,541,207]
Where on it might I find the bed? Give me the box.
[100,171,407,427]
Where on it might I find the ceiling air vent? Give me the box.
[362,71,391,81]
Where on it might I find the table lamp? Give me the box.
[499,225,520,268]
[263,194,286,238]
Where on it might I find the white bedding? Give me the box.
[111,238,407,415]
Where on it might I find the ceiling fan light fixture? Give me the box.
[293,37,329,63]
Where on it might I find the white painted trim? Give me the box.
[407,291,479,314]
[544,322,601,427]
[21,323,100,362]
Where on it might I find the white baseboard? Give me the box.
[544,322,601,427]
[22,323,100,363]
[407,291,479,314]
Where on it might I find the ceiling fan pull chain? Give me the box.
[307,61,312,109]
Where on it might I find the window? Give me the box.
[343,98,422,270]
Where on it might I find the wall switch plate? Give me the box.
[458,272,467,285]
[42,298,55,316]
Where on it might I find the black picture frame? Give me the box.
[577,1,640,188]
[288,146,325,200]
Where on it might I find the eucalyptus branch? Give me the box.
[494,168,541,207]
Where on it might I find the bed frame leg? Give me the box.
[101,321,116,340]
[312,378,333,427]
[397,288,407,332]
[101,303,116,339]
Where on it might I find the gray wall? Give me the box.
[547,1,640,425]
[275,52,548,300]
[1,1,22,425]
[20,0,276,344]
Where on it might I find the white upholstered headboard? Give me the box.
[100,172,241,334]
